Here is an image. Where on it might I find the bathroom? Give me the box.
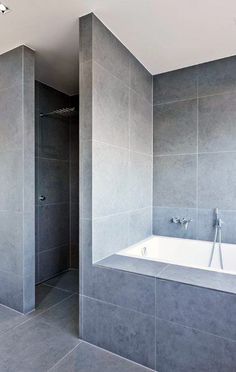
[0,1,236,371]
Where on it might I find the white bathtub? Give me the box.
[117,235,236,275]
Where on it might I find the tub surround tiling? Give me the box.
[97,254,236,295]
[153,56,236,246]
[93,254,236,371]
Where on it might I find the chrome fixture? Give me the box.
[0,3,9,14]
[208,208,224,270]
[39,195,46,201]
[40,107,76,119]
[171,217,192,230]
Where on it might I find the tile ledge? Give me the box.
[96,255,236,295]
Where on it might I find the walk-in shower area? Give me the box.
[35,82,79,284]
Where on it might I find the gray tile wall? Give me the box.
[35,83,79,283]
[0,46,35,313]
[91,14,153,262]
[153,57,236,242]
[69,95,79,269]
[156,279,236,371]
[79,12,153,368]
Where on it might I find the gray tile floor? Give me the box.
[0,270,152,371]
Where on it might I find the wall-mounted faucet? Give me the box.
[171,217,192,230]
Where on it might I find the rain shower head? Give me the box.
[40,107,77,119]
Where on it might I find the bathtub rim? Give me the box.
[95,236,236,296]
[116,234,236,276]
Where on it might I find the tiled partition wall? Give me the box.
[35,82,79,283]
[80,13,153,264]
[153,57,236,242]
[79,11,153,366]
[0,46,35,313]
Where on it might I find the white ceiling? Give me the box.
[1,0,236,95]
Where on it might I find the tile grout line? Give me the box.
[41,282,78,294]
[153,88,236,106]
[47,341,82,371]
[154,264,170,278]
[93,138,153,157]
[156,316,236,344]
[82,294,156,318]
[153,150,236,156]
[93,206,152,220]
[152,205,236,213]
[93,59,153,106]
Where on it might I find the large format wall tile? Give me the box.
[0,47,23,89]
[80,61,92,141]
[156,279,236,340]
[79,14,92,63]
[83,266,155,316]
[198,56,236,97]
[0,211,23,275]
[156,319,236,372]
[37,204,69,251]
[93,141,129,217]
[153,155,197,208]
[0,46,35,313]
[128,208,152,245]
[0,151,23,212]
[0,86,23,152]
[128,152,152,210]
[153,99,197,155]
[93,213,129,262]
[153,207,197,239]
[93,62,129,148]
[197,208,236,244]
[130,57,153,103]
[80,140,92,219]
[82,296,155,369]
[0,270,23,312]
[199,92,236,152]
[153,66,198,104]
[37,116,69,160]
[93,14,130,84]
[198,152,236,210]
[38,245,69,283]
[130,90,153,154]
[37,158,69,205]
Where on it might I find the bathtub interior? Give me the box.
[117,235,236,275]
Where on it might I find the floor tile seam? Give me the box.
[0,293,76,338]
[42,282,78,294]
[81,340,156,371]
[47,341,82,371]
